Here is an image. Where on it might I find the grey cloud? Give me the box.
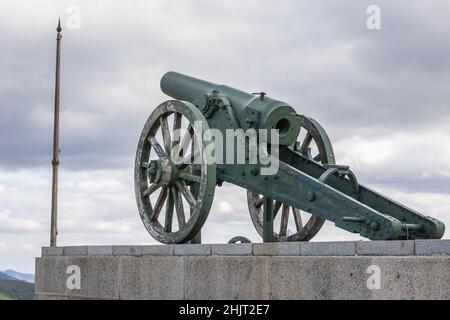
[2,0,450,171]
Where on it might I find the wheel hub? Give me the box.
[147,158,178,186]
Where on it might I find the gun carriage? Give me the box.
[135,72,445,244]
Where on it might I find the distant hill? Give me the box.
[0,280,34,300]
[0,271,17,281]
[0,293,14,300]
[2,270,35,283]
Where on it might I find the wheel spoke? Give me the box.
[279,204,289,236]
[273,201,282,219]
[182,149,202,166]
[179,125,193,154]
[179,172,201,183]
[255,197,264,208]
[300,132,313,154]
[150,187,168,221]
[305,147,313,160]
[175,180,197,208]
[172,125,193,164]
[160,116,172,156]
[164,187,174,232]
[172,112,182,149]
[172,188,186,227]
[143,184,160,197]
[149,136,167,158]
[293,208,303,231]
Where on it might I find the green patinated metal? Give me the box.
[135,71,445,244]
[160,72,301,147]
[228,236,252,244]
[263,197,274,243]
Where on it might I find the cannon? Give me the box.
[135,71,445,244]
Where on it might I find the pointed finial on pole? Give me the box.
[57,17,62,33]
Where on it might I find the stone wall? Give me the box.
[35,240,450,300]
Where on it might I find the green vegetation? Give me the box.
[0,280,34,300]
[0,293,14,300]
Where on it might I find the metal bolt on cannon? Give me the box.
[134,71,445,244]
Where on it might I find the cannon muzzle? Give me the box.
[161,71,301,145]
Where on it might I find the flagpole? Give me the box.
[50,19,62,247]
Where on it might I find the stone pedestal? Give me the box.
[35,240,450,300]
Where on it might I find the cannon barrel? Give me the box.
[161,71,301,145]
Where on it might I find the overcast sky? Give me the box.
[1,0,450,273]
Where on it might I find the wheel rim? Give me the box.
[135,100,216,244]
[247,115,334,242]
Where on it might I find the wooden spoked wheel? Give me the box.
[135,100,216,244]
[247,115,335,242]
